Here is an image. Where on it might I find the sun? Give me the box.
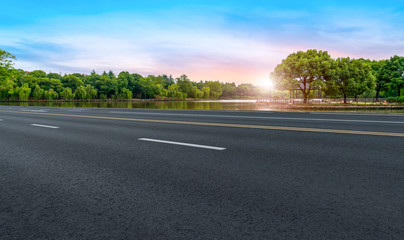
[258,78,274,90]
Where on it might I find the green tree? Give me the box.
[176,75,193,97]
[119,88,133,99]
[130,73,143,96]
[60,87,74,100]
[84,71,100,86]
[0,49,16,69]
[47,72,62,80]
[325,58,374,103]
[162,74,175,87]
[33,85,44,100]
[117,71,131,92]
[371,60,388,101]
[17,83,31,101]
[39,78,63,92]
[74,86,87,100]
[95,74,117,98]
[190,86,203,98]
[237,84,254,97]
[44,89,59,100]
[85,85,97,100]
[382,56,404,96]
[202,86,210,98]
[222,83,237,97]
[206,81,222,98]
[28,70,46,78]
[346,59,375,101]
[167,84,184,99]
[0,49,16,94]
[20,75,40,89]
[62,75,83,92]
[271,49,333,103]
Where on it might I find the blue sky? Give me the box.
[1,0,403,85]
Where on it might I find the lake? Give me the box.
[1,100,404,113]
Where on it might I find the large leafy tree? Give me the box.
[0,49,17,98]
[381,56,404,96]
[17,83,31,101]
[85,85,97,100]
[271,49,332,103]
[371,60,388,101]
[74,85,87,100]
[33,85,44,100]
[176,74,193,97]
[346,59,375,100]
[47,72,62,80]
[60,87,74,100]
[206,81,223,98]
[222,83,237,97]
[28,70,46,78]
[325,58,375,103]
[62,75,84,92]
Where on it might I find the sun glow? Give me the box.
[258,78,275,90]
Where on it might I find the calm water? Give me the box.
[1,100,404,113]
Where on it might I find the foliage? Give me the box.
[44,89,58,100]
[325,58,374,103]
[17,83,31,101]
[382,56,404,96]
[1,48,403,103]
[33,85,44,100]
[222,83,237,97]
[62,75,83,92]
[271,49,333,103]
[60,87,74,100]
[119,88,133,99]
[205,81,222,98]
[74,86,87,100]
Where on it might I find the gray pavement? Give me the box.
[0,105,403,239]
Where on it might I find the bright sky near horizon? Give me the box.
[0,1,403,85]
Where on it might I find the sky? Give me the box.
[0,1,403,85]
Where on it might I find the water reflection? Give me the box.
[0,100,272,111]
[1,100,403,113]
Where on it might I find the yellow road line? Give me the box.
[1,109,404,137]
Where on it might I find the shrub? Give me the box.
[386,97,398,103]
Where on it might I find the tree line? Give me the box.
[271,49,404,103]
[0,49,272,101]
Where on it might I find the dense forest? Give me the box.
[0,49,272,101]
[1,48,403,102]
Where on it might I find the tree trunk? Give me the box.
[375,86,381,101]
[343,94,347,104]
[303,91,309,103]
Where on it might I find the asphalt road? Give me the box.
[1,105,403,239]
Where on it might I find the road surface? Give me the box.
[0,105,403,239]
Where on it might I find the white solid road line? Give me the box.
[138,138,226,151]
[30,124,60,129]
[111,111,404,124]
[21,109,49,112]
